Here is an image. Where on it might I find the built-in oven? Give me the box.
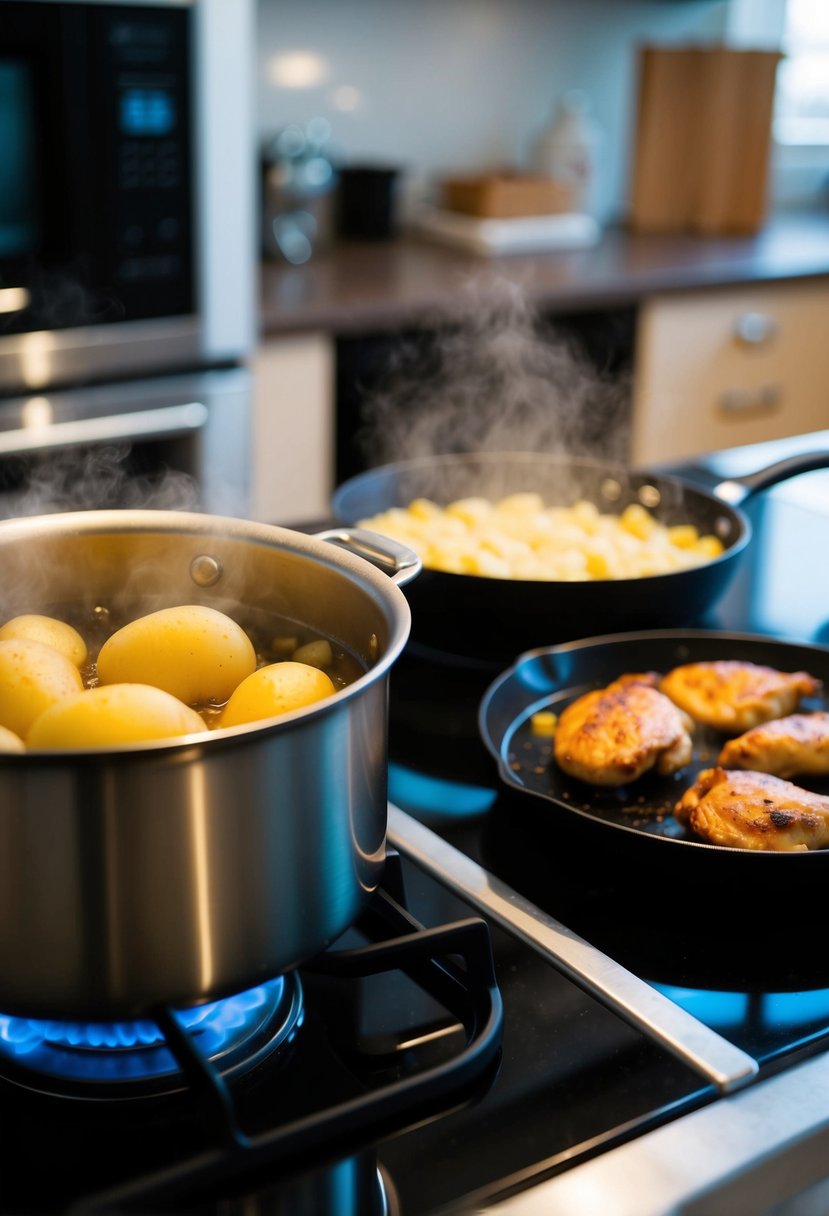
[0,0,255,516]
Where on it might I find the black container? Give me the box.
[336,165,400,239]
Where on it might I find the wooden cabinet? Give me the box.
[631,278,829,464]
[251,274,829,514]
[250,334,334,524]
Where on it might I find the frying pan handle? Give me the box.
[713,451,829,506]
[314,527,422,586]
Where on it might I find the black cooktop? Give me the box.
[0,846,706,1216]
[1,435,828,1215]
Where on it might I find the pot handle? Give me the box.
[712,450,829,507]
[314,527,422,587]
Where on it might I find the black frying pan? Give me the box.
[478,629,829,984]
[332,451,829,660]
[479,629,829,856]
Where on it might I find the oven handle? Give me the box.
[0,401,209,456]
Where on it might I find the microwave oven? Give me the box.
[0,0,255,395]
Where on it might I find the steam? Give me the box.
[356,276,631,474]
[0,444,201,521]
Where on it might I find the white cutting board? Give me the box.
[413,205,601,256]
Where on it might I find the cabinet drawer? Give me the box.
[630,280,829,464]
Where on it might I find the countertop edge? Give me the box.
[259,212,829,339]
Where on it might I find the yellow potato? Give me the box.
[0,725,24,753]
[96,605,257,706]
[0,638,84,739]
[292,639,333,669]
[27,684,207,749]
[221,661,336,728]
[0,614,88,667]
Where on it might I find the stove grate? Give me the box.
[69,856,503,1213]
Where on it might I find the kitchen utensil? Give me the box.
[479,628,829,873]
[331,450,829,661]
[0,510,419,1019]
[261,121,336,264]
[532,91,602,215]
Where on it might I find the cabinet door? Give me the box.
[250,334,334,524]
[631,280,829,464]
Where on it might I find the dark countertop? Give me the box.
[259,210,829,338]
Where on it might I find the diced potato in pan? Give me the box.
[359,495,724,581]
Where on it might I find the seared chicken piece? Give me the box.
[676,767,829,851]
[554,673,693,787]
[718,712,829,778]
[660,660,821,734]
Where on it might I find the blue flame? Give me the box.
[0,980,282,1084]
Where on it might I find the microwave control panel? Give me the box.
[98,5,194,311]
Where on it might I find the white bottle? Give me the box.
[533,90,602,215]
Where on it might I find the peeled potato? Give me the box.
[0,638,84,739]
[0,614,88,668]
[0,725,24,753]
[221,661,336,728]
[97,605,257,706]
[28,684,208,749]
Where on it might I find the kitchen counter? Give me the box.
[260,210,829,337]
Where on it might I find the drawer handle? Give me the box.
[718,384,782,414]
[734,312,777,347]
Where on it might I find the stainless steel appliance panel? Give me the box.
[0,0,254,392]
[0,365,253,517]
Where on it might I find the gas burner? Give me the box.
[0,974,304,1099]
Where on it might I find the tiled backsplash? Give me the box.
[256,0,729,224]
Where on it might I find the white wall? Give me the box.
[256,0,729,224]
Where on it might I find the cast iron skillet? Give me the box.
[479,629,829,856]
[478,629,829,986]
[332,451,829,660]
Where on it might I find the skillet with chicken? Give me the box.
[548,655,829,845]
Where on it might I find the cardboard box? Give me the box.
[440,173,576,219]
[629,47,782,235]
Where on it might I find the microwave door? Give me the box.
[0,2,112,339]
[0,2,194,342]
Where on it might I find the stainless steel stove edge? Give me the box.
[477,1047,829,1215]
[387,806,757,1094]
[388,805,829,1216]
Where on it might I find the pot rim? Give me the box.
[0,508,412,759]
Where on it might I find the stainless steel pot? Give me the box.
[0,510,419,1019]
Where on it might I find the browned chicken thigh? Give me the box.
[554,673,693,787]
[718,712,829,778]
[660,660,821,733]
[675,767,829,851]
